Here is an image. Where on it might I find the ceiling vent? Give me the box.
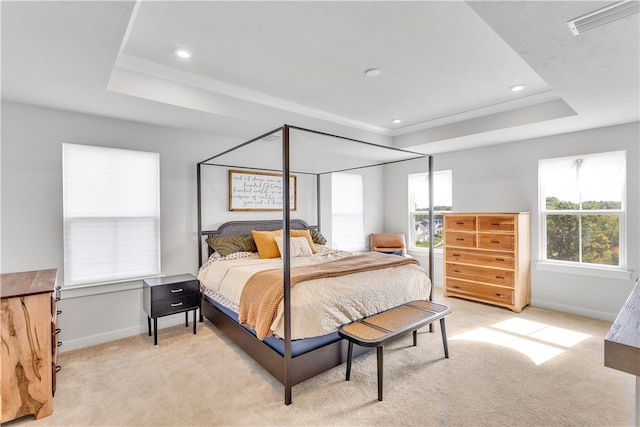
[567,0,639,35]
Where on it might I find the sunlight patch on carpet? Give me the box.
[450,317,591,365]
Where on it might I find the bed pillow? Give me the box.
[309,228,327,245]
[205,234,257,257]
[251,229,283,259]
[275,236,313,258]
[289,229,317,254]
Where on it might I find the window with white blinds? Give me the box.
[63,143,160,286]
[331,172,365,251]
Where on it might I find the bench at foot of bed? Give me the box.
[337,300,452,401]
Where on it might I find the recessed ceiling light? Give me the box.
[364,68,381,77]
[392,118,402,124]
[174,48,192,59]
[510,84,526,92]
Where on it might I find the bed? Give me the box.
[196,125,434,404]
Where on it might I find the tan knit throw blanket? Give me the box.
[238,252,419,340]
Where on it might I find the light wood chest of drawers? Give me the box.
[443,212,531,312]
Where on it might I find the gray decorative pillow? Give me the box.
[309,228,327,245]
[205,235,257,257]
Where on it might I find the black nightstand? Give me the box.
[143,274,199,345]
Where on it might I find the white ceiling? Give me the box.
[1,1,638,153]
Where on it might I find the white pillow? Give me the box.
[275,236,313,257]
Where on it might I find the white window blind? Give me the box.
[63,143,160,286]
[331,172,365,251]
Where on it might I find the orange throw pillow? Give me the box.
[251,229,283,259]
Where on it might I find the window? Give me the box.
[408,170,452,249]
[63,144,160,286]
[539,151,625,269]
[331,172,365,251]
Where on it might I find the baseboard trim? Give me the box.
[531,298,616,321]
[60,316,187,352]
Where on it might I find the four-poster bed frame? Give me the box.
[196,125,434,404]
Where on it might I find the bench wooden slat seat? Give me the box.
[338,300,452,401]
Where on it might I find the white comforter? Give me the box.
[198,247,431,339]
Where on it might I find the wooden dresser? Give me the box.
[443,212,531,312]
[1,269,60,423]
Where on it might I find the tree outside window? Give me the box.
[408,171,452,249]
[539,151,625,268]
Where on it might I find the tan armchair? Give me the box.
[369,233,407,256]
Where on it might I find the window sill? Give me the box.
[60,279,144,299]
[535,261,632,281]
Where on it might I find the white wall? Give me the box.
[0,102,239,349]
[0,101,385,350]
[385,122,639,320]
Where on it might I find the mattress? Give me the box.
[198,246,431,340]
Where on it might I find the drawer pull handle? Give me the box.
[57,310,62,315]
[56,365,62,373]
[495,276,505,280]
[452,253,461,257]
[495,293,505,298]
[456,238,464,241]
[491,223,500,226]
[495,258,504,262]
[455,221,464,225]
[57,341,62,347]
[452,285,460,289]
[55,297,61,302]
[490,240,500,244]
[171,302,183,307]
[170,288,184,293]
[56,285,61,291]
[55,328,61,334]
[452,269,461,273]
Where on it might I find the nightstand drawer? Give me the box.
[151,279,199,301]
[151,294,200,317]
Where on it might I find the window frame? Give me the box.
[537,150,630,279]
[62,143,161,287]
[408,170,452,251]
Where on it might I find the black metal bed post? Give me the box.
[197,162,204,323]
[281,125,293,405]
[428,155,434,302]
[316,174,321,231]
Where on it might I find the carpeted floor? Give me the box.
[7,289,635,426]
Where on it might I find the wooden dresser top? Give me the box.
[1,269,58,299]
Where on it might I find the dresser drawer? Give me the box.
[446,263,514,287]
[444,215,476,231]
[445,249,514,269]
[446,278,514,305]
[150,294,200,317]
[445,231,476,248]
[151,279,199,301]
[477,234,514,251]
[478,215,515,232]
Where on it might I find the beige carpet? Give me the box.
[9,289,635,427]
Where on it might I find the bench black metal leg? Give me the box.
[185,311,189,327]
[440,318,449,358]
[413,330,417,346]
[147,316,151,336]
[345,341,353,381]
[377,346,384,401]
[192,309,197,334]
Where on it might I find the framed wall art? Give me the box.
[228,169,297,211]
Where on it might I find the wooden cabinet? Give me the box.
[443,213,530,313]
[1,269,59,423]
